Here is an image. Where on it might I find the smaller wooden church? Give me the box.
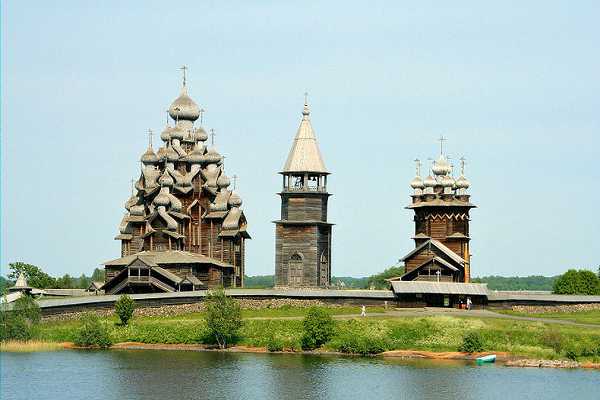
[396,140,475,283]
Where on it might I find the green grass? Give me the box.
[33,310,600,362]
[498,309,600,325]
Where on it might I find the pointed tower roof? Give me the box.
[282,98,328,174]
[9,272,32,292]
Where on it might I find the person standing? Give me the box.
[360,305,367,317]
[466,297,472,311]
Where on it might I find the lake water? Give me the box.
[1,350,598,400]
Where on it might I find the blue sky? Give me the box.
[2,1,599,278]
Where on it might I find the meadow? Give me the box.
[29,306,600,362]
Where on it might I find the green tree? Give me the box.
[77,274,92,289]
[301,307,335,350]
[74,313,112,348]
[91,268,105,282]
[204,289,242,349]
[0,276,11,295]
[55,274,74,289]
[0,295,41,341]
[7,262,56,289]
[115,294,136,325]
[553,269,600,295]
[366,265,405,289]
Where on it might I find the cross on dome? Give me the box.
[180,65,187,87]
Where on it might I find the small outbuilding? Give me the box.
[86,281,105,295]
[389,280,489,308]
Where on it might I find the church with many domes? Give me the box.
[395,140,475,283]
[102,69,249,294]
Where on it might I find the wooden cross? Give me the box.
[438,135,447,155]
[210,128,216,146]
[130,178,136,196]
[232,174,238,190]
[147,128,153,148]
[180,65,187,86]
[414,158,421,176]
[304,91,308,105]
[427,157,433,174]
[165,110,170,125]
[460,157,466,175]
[199,108,205,125]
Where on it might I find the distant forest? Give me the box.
[0,263,579,293]
[471,275,558,291]
[245,274,561,291]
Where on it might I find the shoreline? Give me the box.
[17,341,594,370]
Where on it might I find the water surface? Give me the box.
[2,350,598,400]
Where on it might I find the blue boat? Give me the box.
[476,354,496,365]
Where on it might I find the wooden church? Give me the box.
[274,98,333,288]
[102,68,250,294]
[397,140,475,283]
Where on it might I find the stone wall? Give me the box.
[511,303,600,314]
[42,298,365,322]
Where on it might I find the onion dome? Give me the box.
[160,126,172,142]
[455,175,470,189]
[166,146,179,162]
[228,192,242,208]
[194,127,208,142]
[217,173,230,188]
[124,194,136,211]
[168,86,200,122]
[410,175,425,189]
[156,146,167,160]
[153,192,170,207]
[442,174,455,188]
[158,170,174,187]
[432,155,452,175]
[187,143,205,163]
[203,147,222,164]
[140,147,159,164]
[424,175,437,187]
[170,126,185,141]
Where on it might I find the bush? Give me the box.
[205,288,242,349]
[542,330,563,354]
[553,269,600,295]
[74,313,112,348]
[329,319,391,355]
[333,334,389,355]
[301,307,335,350]
[115,294,135,325]
[0,295,41,341]
[266,335,285,352]
[459,332,484,353]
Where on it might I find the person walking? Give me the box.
[360,305,367,317]
[466,297,472,311]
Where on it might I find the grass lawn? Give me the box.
[498,309,600,325]
[32,309,600,362]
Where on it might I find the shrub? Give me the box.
[266,336,285,352]
[542,329,563,354]
[115,294,135,325]
[301,307,335,350]
[330,319,391,355]
[459,332,484,353]
[205,288,242,349]
[0,295,41,341]
[74,313,112,348]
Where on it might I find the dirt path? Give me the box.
[245,308,600,329]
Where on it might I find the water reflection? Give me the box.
[2,350,598,400]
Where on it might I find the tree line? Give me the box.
[2,261,599,295]
[1,262,105,293]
